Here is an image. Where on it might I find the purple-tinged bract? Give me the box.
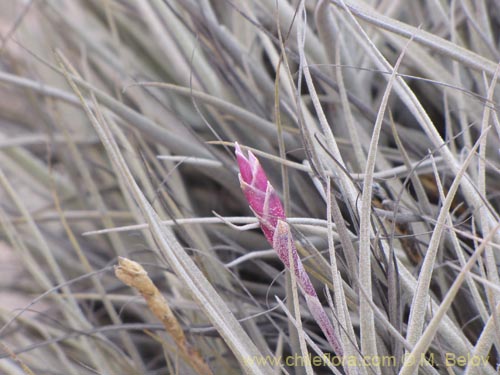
[234,143,344,356]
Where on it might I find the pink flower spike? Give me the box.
[235,143,286,244]
[235,142,270,192]
[234,144,344,356]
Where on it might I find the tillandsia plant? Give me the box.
[235,143,344,356]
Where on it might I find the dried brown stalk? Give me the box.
[0,342,35,375]
[114,257,213,375]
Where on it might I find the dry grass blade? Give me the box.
[0,342,35,375]
[356,27,411,371]
[406,128,489,348]
[115,257,213,375]
[400,223,500,375]
[329,0,498,76]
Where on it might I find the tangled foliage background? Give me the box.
[0,1,499,374]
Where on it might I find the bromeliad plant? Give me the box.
[235,143,344,356]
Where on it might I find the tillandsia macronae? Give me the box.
[234,143,344,356]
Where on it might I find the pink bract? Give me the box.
[234,143,344,356]
[235,143,285,244]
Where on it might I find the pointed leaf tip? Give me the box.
[234,143,253,183]
[234,142,242,155]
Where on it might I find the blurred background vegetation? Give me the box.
[0,0,500,374]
